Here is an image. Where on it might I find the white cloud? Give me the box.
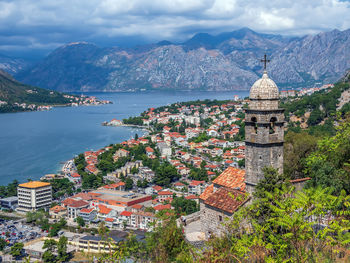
[0,0,349,55]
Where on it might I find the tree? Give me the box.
[131,167,139,174]
[238,159,245,168]
[254,167,290,199]
[57,236,69,262]
[171,196,198,217]
[43,239,57,252]
[0,238,7,251]
[304,121,350,194]
[76,216,85,227]
[197,187,350,262]
[42,250,56,263]
[284,131,318,178]
[125,177,134,190]
[10,242,24,258]
[154,163,180,186]
[145,217,189,262]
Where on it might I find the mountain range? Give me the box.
[2,27,350,92]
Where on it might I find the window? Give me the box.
[219,215,222,222]
[269,117,277,134]
[251,117,257,134]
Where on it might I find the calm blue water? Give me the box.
[0,90,249,185]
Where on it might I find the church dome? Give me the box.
[249,71,279,100]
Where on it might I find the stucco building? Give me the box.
[17,181,52,212]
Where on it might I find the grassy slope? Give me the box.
[0,70,71,105]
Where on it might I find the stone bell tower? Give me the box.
[244,55,284,194]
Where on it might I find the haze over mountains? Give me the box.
[2,27,350,92]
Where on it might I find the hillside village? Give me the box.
[56,98,248,232]
[1,78,349,260]
[43,82,338,234]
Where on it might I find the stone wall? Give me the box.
[200,203,231,239]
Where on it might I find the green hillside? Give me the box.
[281,70,350,136]
[0,70,73,113]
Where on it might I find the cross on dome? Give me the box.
[260,54,270,71]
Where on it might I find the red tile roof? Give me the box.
[121,211,132,217]
[204,187,248,214]
[131,204,143,210]
[212,167,245,191]
[146,147,154,152]
[98,204,112,215]
[103,182,125,189]
[190,180,205,186]
[72,192,95,200]
[158,191,173,196]
[105,218,114,222]
[199,184,214,201]
[289,177,311,183]
[153,185,163,191]
[71,173,81,178]
[80,208,94,213]
[61,198,76,206]
[68,200,89,208]
[154,204,171,211]
[185,195,198,200]
[50,205,66,213]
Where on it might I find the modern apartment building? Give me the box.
[17,181,52,212]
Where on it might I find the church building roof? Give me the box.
[204,187,248,214]
[212,167,245,191]
[249,71,279,100]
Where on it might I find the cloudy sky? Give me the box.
[1,0,350,58]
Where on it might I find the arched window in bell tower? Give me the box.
[269,117,277,134]
[251,117,257,134]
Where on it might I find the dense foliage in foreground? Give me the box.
[94,180,350,262]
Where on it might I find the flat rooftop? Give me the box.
[0,196,18,202]
[91,189,151,205]
[18,181,51,189]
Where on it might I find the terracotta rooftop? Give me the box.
[133,211,155,217]
[61,198,76,206]
[204,187,248,214]
[68,200,89,208]
[153,185,163,191]
[80,208,95,213]
[158,191,173,196]
[154,204,171,211]
[289,177,311,183]
[103,182,125,189]
[121,211,132,217]
[131,204,143,210]
[72,192,95,200]
[190,180,205,186]
[18,181,50,189]
[50,205,66,213]
[105,217,114,222]
[212,167,245,191]
[98,204,112,215]
[199,184,214,201]
[185,195,198,200]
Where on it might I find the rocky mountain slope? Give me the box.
[0,53,29,75]
[15,28,350,92]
